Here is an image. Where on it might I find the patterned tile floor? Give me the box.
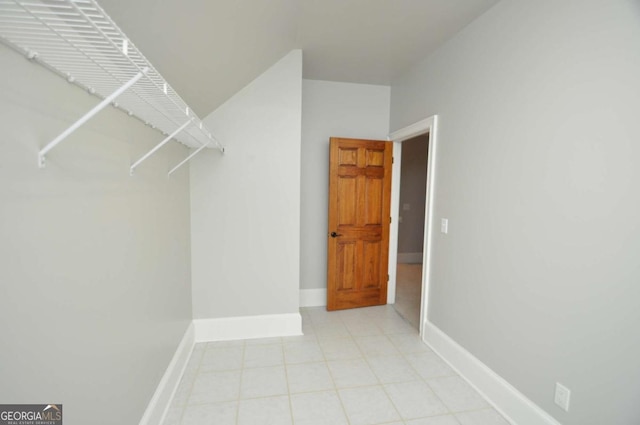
[162,306,510,425]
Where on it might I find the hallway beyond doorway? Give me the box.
[394,263,422,329]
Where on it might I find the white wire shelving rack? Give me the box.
[0,0,224,175]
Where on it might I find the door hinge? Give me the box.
[387,274,390,282]
[390,216,392,223]
[392,156,394,164]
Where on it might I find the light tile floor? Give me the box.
[162,306,510,425]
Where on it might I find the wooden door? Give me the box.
[327,137,393,311]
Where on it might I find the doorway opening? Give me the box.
[394,133,429,328]
[387,115,438,338]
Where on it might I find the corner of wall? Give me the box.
[190,48,303,320]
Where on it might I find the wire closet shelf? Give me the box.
[0,0,224,175]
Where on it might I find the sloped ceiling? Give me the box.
[98,0,499,117]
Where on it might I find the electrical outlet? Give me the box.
[554,382,571,412]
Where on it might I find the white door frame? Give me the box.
[387,115,439,337]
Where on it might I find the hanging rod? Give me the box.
[0,0,224,169]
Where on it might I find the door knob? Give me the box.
[330,232,342,238]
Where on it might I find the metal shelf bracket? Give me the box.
[167,135,226,177]
[168,143,210,177]
[130,118,194,175]
[38,69,147,168]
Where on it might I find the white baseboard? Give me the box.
[139,322,195,425]
[193,313,302,342]
[423,321,561,425]
[140,313,304,424]
[300,288,327,307]
[397,252,423,264]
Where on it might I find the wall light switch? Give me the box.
[441,218,448,234]
[403,203,411,211]
[554,382,571,412]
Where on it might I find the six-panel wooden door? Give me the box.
[327,137,393,311]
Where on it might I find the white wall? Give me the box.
[300,80,390,290]
[190,50,302,319]
[0,45,193,425]
[390,1,640,424]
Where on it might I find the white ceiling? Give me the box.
[98,0,499,117]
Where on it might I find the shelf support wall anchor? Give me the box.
[130,118,194,176]
[38,70,147,168]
